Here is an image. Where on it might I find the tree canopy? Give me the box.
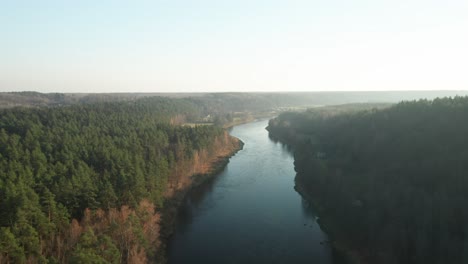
[0,97,233,263]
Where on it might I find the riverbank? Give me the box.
[267,116,367,264]
[294,174,366,264]
[157,135,244,263]
[222,112,277,129]
[168,119,336,263]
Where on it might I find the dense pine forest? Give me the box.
[267,97,468,264]
[0,97,241,263]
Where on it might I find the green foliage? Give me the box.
[70,229,120,264]
[268,97,468,264]
[0,227,25,263]
[0,96,226,262]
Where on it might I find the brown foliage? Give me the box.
[57,200,160,264]
[165,132,240,195]
[44,133,239,263]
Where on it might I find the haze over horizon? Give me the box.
[1,1,467,93]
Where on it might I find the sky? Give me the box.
[1,0,467,93]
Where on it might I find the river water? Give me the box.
[167,120,334,264]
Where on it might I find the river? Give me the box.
[167,120,335,264]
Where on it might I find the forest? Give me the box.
[2,91,467,110]
[0,96,241,263]
[267,97,468,264]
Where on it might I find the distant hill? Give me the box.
[2,90,468,109]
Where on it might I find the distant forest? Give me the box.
[2,90,468,109]
[267,97,468,264]
[0,97,240,263]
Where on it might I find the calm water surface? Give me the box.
[168,120,334,264]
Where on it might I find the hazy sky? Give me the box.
[1,0,467,93]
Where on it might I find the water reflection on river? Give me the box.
[168,120,337,264]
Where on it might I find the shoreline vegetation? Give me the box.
[0,96,244,264]
[267,97,468,264]
[158,137,244,263]
[266,104,389,264]
[293,176,363,264]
